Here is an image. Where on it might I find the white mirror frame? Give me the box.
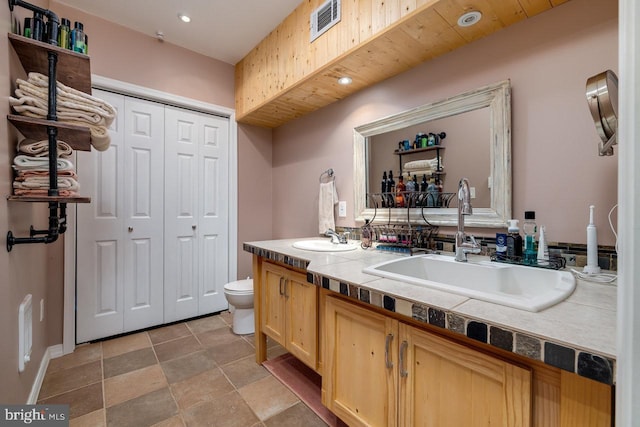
[354,80,511,228]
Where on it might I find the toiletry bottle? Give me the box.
[419,174,428,206]
[58,18,70,49]
[361,219,373,249]
[426,178,437,207]
[523,211,537,264]
[405,173,415,193]
[32,12,43,41]
[495,232,507,260]
[71,21,85,53]
[436,178,444,207]
[23,17,31,38]
[537,225,549,265]
[506,219,523,259]
[387,171,396,207]
[84,34,88,54]
[396,175,406,207]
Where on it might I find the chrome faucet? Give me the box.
[455,178,481,262]
[325,229,348,244]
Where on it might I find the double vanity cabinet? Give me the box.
[250,249,613,427]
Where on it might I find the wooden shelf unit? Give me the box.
[8,115,91,151]
[8,33,91,94]
[6,32,92,203]
[8,195,91,203]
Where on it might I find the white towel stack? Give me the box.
[9,72,116,151]
[12,138,79,197]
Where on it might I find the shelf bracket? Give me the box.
[7,202,67,252]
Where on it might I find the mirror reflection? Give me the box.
[353,80,512,228]
[368,107,491,209]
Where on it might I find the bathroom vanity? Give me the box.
[245,239,615,427]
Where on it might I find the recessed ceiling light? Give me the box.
[178,13,191,23]
[337,76,352,85]
[457,11,482,27]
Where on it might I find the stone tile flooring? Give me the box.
[37,312,329,427]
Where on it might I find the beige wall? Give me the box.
[1,1,235,403]
[271,0,618,246]
[237,124,273,279]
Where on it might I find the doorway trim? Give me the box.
[63,75,238,354]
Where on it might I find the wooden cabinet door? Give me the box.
[261,263,286,344]
[285,270,318,369]
[399,323,532,427]
[324,296,398,427]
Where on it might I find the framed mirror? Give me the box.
[353,80,511,228]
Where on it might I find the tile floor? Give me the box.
[37,312,329,427]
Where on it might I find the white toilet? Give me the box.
[224,278,255,335]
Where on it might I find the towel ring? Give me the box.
[319,168,334,183]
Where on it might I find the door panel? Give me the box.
[122,98,164,332]
[197,114,229,315]
[399,323,532,427]
[165,107,229,322]
[286,272,318,369]
[324,296,398,427]
[76,89,125,343]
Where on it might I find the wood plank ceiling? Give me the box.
[235,0,570,128]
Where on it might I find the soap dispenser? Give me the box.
[506,219,523,259]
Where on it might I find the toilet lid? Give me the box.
[224,279,253,292]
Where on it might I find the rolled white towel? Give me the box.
[404,158,442,171]
[13,155,75,171]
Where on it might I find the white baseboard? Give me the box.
[27,344,63,404]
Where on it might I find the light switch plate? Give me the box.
[470,187,476,199]
[338,201,347,217]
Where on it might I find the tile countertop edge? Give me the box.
[243,239,617,385]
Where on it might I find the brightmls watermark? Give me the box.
[0,405,68,426]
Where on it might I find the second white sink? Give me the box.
[363,253,576,312]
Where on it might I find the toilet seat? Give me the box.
[224,279,253,293]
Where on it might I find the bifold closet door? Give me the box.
[164,107,229,322]
[76,91,165,342]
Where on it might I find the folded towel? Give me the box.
[404,158,442,171]
[318,181,338,234]
[15,169,78,180]
[13,188,76,197]
[13,155,75,171]
[22,73,116,127]
[8,104,111,152]
[17,138,73,158]
[13,176,79,191]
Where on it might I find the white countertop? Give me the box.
[245,238,617,361]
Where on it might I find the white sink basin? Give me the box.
[363,254,575,312]
[293,240,359,252]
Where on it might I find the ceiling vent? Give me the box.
[310,0,341,42]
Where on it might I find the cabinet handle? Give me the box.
[400,340,408,378]
[279,277,285,296]
[283,279,289,298]
[128,227,133,232]
[385,333,394,369]
[192,225,197,230]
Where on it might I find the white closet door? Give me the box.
[76,92,165,342]
[76,90,126,342]
[164,107,229,322]
[122,98,165,332]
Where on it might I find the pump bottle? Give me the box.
[506,219,523,259]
